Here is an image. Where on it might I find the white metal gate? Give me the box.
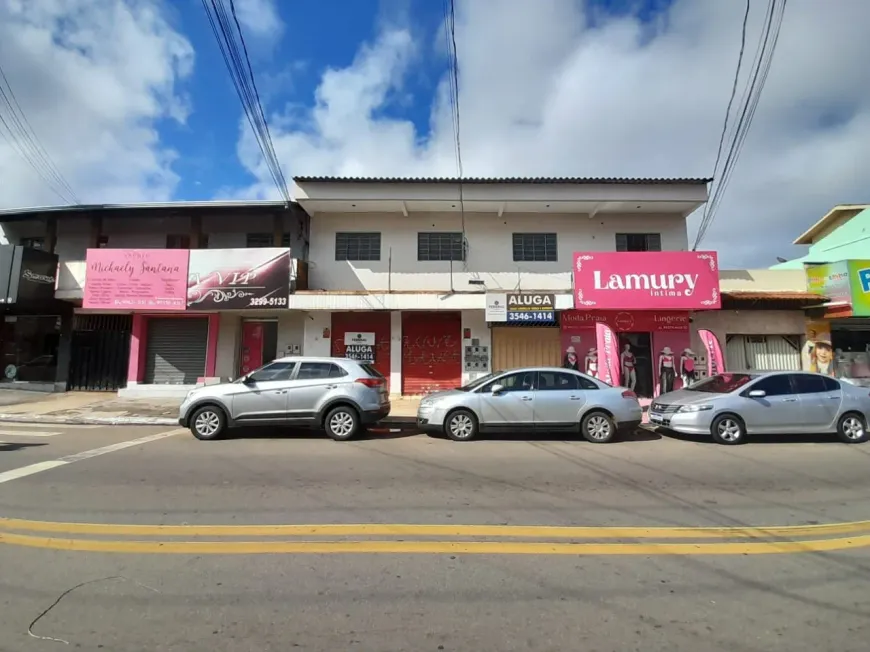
[725,335,801,371]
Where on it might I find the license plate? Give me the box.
[649,412,665,424]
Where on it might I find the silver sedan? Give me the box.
[416,367,643,442]
[649,371,870,445]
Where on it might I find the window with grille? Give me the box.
[512,233,557,262]
[417,232,464,262]
[20,237,44,250]
[615,233,662,252]
[335,232,381,261]
[246,233,292,248]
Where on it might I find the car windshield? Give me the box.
[457,372,501,391]
[687,373,756,394]
[358,364,383,378]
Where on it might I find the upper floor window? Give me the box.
[513,233,557,262]
[247,233,292,248]
[20,237,44,250]
[417,232,464,262]
[615,233,662,252]
[335,232,381,261]
[166,234,208,249]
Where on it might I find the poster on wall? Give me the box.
[803,320,835,376]
[344,332,375,363]
[188,248,291,310]
[573,251,720,310]
[698,329,725,377]
[83,248,189,310]
[595,322,620,386]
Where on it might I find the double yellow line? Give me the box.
[3,517,870,555]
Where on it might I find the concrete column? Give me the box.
[302,311,331,356]
[461,310,491,384]
[390,311,402,395]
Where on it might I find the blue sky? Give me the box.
[3,0,869,266]
[163,0,675,200]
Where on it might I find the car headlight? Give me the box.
[419,399,433,409]
[677,404,713,413]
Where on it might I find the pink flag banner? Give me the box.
[699,329,725,376]
[595,321,621,386]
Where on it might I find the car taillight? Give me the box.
[621,390,637,399]
[355,377,384,388]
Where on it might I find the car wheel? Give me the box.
[581,411,615,443]
[837,412,869,444]
[190,405,227,441]
[324,405,360,441]
[444,409,478,441]
[711,414,746,445]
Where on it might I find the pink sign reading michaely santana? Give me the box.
[83,249,190,310]
[573,251,721,311]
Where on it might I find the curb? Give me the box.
[0,413,178,426]
[0,413,422,430]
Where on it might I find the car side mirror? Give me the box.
[491,384,505,395]
[241,375,255,384]
[748,389,766,398]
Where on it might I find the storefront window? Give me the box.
[830,327,870,383]
[0,316,60,383]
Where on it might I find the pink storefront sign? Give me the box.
[83,249,190,310]
[573,251,721,310]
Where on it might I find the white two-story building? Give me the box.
[291,176,713,397]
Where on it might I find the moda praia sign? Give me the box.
[573,251,721,310]
[84,249,189,310]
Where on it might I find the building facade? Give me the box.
[0,179,818,398]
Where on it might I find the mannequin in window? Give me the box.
[658,346,676,394]
[585,347,598,378]
[563,346,579,371]
[620,343,636,391]
[681,348,697,387]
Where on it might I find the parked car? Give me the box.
[649,371,870,445]
[178,357,390,441]
[416,367,642,442]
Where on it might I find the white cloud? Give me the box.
[241,0,870,267]
[0,0,193,208]
[233,0,283,41]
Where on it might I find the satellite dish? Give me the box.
[776,257,788,263]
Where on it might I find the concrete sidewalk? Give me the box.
[0,389,421,427]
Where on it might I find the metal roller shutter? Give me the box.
[401,311,462,395]
[144,318,209,384]
[725,335,800,371]
[492,326,561,371]
[331,312,391,388]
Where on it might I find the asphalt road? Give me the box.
[0,422,869,651]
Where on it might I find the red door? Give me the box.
[239,322,264,376]
[401,311,462,395]
[331,312,391,390]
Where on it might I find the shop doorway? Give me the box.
[239,320,278,377]
[619,332,653,398]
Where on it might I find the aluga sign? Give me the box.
[573,251,721,311]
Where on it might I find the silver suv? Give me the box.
[178,357,390,441]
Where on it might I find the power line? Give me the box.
[693,0,787,250]
[0,62,79,204]
[443,0,467,272]
[201,0,290,202]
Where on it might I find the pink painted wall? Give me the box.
[126,313,219,384]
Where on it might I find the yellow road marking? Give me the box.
[3,531,870,555]
[1,517,870,539]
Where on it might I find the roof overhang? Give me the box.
[292,177,710,217]
[0,201,296,222]
[793,204,870,245]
